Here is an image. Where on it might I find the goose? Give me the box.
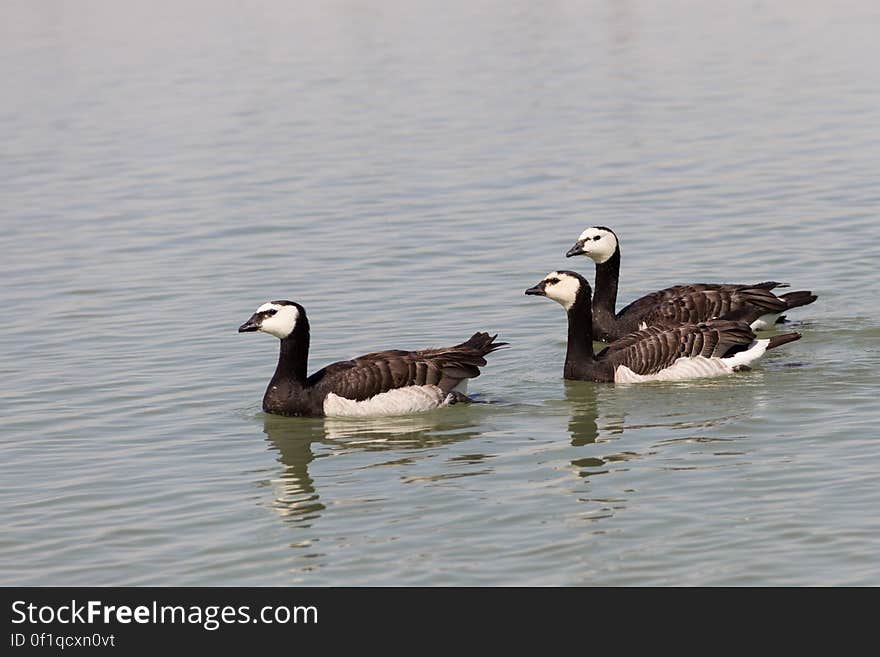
[238,300,506,417]
[525,271,802,383]
[565,226,817,341]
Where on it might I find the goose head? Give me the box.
[565,226,619,264]
[238,300,305,339]
[525,270,590,311]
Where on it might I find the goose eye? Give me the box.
[546,278,560,285]
[593,235,602,241]
[265,309,277,316]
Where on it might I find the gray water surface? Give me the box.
[2,0,879,586]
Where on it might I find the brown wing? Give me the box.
[617,282,788,321]
[640,286,790,327]
[309,332,506,401]
[598,320,756,376]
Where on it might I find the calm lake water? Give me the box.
[2,0,879,586]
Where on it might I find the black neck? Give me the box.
[565,287,596,371]
[273,319,310,386]
[592,247,621,317]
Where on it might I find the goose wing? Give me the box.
[598,320,756,376]
[308,332,506,401]
[639,286,791,327]
[617,281,788,321]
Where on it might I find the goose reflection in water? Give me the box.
[261,408,485,526]
[565,377,763,490]
[261,415,325,526]
[565,381,628,486]
[564,380,600,448]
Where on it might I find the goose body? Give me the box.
[239,300,505,417]
[525,271,802,383]
[566,227,817,341]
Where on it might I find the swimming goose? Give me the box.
[525,271,801,383]
[565,226,817,341]
[238,300,506,417]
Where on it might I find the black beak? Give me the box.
[566,241,585,258]
[525,284,546,296]
[238,314,261,333]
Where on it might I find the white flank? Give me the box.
[750,313,781,331]
[614,357,734,383]
[323,385,450,417]
[613,338,772,383]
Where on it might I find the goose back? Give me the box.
[308,332,505,402]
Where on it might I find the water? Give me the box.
[2,0,879,586]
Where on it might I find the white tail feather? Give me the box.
[750,314,781,331]
[722,339,770,369]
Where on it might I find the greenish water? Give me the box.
[2,0,879,585]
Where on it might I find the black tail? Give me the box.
[780,290,818,311]
[767,332,802,350]
[437,333,507,391]
[752,281,790,290]
[458,332,508,356]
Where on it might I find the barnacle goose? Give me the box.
[238,300,506,417]
[566,226,817,341]
[525,271,802,383]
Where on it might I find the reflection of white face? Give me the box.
[257,302,300,339]
[542,271,582,311]
[576,227,618,264]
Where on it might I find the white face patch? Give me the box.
[542,271,582,311]
[576,227,618,264]
[257,302,300,339]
